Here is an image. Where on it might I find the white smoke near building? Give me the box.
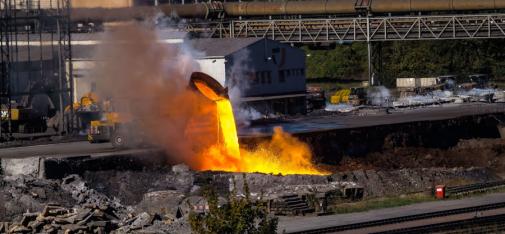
[225,49,264,126]
[367,86,391,107]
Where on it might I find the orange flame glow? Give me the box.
[189,90,328,175]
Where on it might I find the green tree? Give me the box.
[189,175,278,234]
[303,43,368,80]
[303,39,505,86]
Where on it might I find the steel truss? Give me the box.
[181,13,505,42]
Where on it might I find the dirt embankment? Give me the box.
[332,138,505,173]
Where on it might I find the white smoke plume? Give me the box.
[367,86,391,107]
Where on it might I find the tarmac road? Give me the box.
[0,141,156,159]
[240,102,505,136]
[1,103,504,159]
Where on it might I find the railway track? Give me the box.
[288,202,505,234]
[446,180,505,197]
[373,213,505,234]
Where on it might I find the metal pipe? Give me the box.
[71,3,211,21]
[69,0,505,22]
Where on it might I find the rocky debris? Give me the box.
[134,190,186,217]
[3,204,120,233]
[3,203,191,234]
[0,175,74,222]
[177,196,228,217]
[81,169,195,206]
[257,182,361,199]
[172,164,190,174]
[208,173,330,195]
[2,174,192,234]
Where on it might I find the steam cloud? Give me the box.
[367,86,391,106]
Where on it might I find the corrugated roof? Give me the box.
[188,38,263,58]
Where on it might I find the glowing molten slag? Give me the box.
[190,81,327,175]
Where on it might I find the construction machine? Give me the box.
[85,96,135,148]
[329,87,366,106]
[1,94,57,136]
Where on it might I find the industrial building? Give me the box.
[191,38,307,115]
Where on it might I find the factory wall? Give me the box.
[225,39,307,115]
[225,39,306,98]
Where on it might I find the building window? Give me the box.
[251,72,259,85]
[278,70,285,83]
[266,71,272,84]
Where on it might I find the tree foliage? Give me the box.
[304,39,505,86]
[189,176,278,234]
[303,43,368,80]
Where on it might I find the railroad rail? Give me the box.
[373,213,505,234]
[288,202,505,234]
[446,180,505,197]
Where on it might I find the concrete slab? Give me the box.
[0,145,166,179]
[1,157,43,177]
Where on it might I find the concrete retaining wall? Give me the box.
[1,150,167,179]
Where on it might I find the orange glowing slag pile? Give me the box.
[191,80,327,175]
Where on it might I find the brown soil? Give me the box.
[331,138,505,174]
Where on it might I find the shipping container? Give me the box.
[396,78,418,88]
[418,77,439,87]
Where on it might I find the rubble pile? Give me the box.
[0,175,75,222]
[0,164,501,233]
[1,204,120,233]
[0,203,189,233]
[0,174,191,233]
